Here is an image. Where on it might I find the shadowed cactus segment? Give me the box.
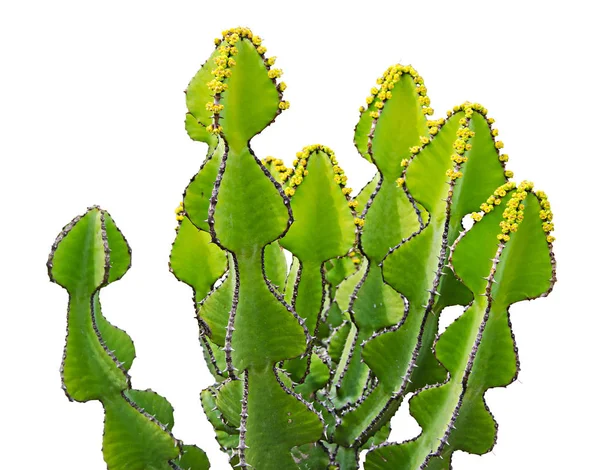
[49,26,556,470]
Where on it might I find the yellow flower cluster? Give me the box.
[175,202,184,222]
[474,181,517,220]
[354,217,365,227]
[349,250,361,265]
[496,181,534,242]
[536,190,555,242]
[445,169,463,180]
[443,105,476,182]
[206,27,288,135]
[426,118,444,136]
[283,144,348,197]
[262,156,291,182]
[445,103,509,169]
[360,64,431,123]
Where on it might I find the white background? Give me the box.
[0,1,597,468]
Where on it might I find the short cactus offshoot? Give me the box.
[49,27,556,470]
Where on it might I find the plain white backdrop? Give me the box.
[0,1,597,468]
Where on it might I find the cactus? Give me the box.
[49,26,556,470]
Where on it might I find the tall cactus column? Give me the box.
[332,65,446,449]
[184,28,323,469]
[48,207,209,470]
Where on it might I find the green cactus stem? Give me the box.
[182,27,323,469]
[332,64,438,447]
[279,144,356,384]
[365,182,555,468]
[328,66,429,438]
[48,207,209,470]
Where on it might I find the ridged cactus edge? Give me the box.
[48,26,556,470]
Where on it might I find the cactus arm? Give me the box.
[200,387,240,460]
[49,207,210,469]
[365,183,555,469]
[279,145,356,380]
[49,208,131,401]
[186,28,323,469]
[331,65,431,446]
[170,209,228,382]
[170,217,227,301]
[216,36,283,151]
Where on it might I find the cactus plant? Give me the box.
[48,26,556,470]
